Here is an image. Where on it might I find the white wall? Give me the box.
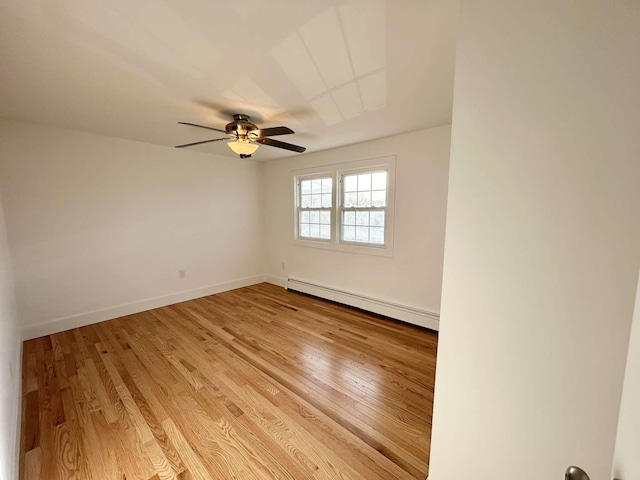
[262,126,450,319]
[613,271,640,480]
[429,2,640,480]
[0,190,20,480]
[0,120,264,339]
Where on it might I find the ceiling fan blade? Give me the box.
[256,137,306,153]
[178,121,228,134]
[174,137,231,148]
[250,126,294,138]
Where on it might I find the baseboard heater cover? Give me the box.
[286,278,439,331]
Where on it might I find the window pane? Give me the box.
[298,177,332,238]
[370,227,384,244]
[344,192,357,207]
[372,171,387,190]
[370,211,385,227]
[358,173,371,191]
[320,225,331,239]
[357,191,371,207]
[356,211,370,226]
[344,175,357,192]
[355,226,369,242]
[342,226,356,241]
[371,190,386,207]
[342,211,356,225]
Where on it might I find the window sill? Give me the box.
[292,238,394,257]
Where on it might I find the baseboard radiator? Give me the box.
[286,278,439,331]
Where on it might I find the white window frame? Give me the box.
[295,173,334,242]
[337,166,389,247]
[293,156,396,257]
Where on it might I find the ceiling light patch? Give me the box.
[309,93,344,126]
[110,0,219,75]
[2,0,50,28]
[298,8,354,89]
[338,0,386,77]
[331,82,364,120]
[357,70,386,112]
[231,77,281,109]
[177,37,221,76]
[220,89,246,103]
[228,0,266,16]
[271,33,326,100]
[109,0,221,74]
[67,0,205,79]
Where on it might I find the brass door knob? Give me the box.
[565,466,590,480]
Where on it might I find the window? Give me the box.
[340,171,387,245]
[294,156,395,256]
[297,177,333,240]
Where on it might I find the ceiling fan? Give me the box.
[175,114,306,158]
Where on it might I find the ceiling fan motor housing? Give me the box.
[225,114,258,139]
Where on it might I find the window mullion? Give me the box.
[340,207,387,211]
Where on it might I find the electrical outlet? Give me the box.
[281,262,285,270]
[178,269,186,279]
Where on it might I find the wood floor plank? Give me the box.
[60,382,91,480]
[119,350,186,476]
[162,418,216,480]
[24,447,42,480]
[53,422,79,479]
[20,283,437,479]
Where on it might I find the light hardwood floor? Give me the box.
[19,283,437,480]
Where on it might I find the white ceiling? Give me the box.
[0,0,458,160]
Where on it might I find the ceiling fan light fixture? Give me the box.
[227,138,259,155]
[177,114,305,154]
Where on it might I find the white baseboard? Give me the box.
[264,274,287,288]
[21,275,265,340]
[286,277,440,331]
